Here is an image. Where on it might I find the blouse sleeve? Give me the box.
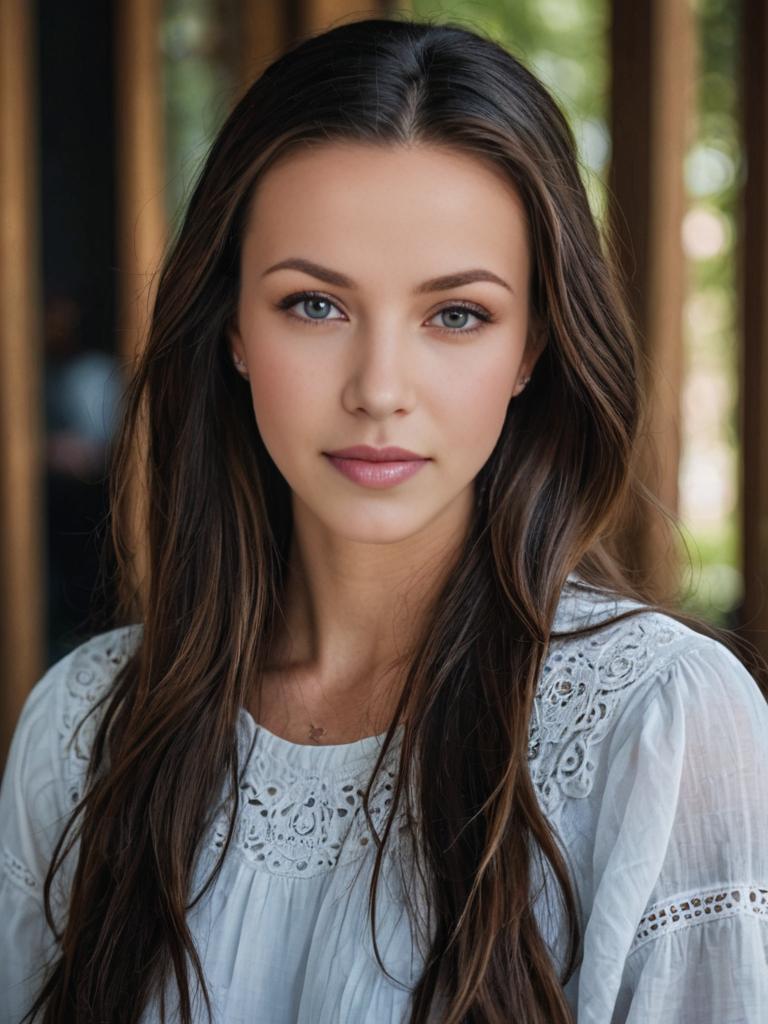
[0,648,77,1024]
[574,636,768,1023]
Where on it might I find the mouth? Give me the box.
[323,450,430,490]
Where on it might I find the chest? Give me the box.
[248,671,401,746]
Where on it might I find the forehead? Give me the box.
[240,142,530,287]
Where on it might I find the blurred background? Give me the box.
[1,0,766,763]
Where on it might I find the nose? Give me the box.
[340,325,416,420]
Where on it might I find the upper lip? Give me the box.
[325,445,428,462]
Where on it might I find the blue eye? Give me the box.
[276,290,494,335]
[278,292,345,322]
[432,307,487,333]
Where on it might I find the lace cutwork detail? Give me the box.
[52,594,719,880]
[528,604,705,815]
[59,625,142,807]
[210,743,405,879]
[630,885,768,954]
[2,843,39,895]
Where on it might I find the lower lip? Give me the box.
[324,455,429,489]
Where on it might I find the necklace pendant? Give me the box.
[308,723,326,743]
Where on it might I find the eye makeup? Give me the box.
[274,289,496,336]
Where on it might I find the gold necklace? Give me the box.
[307,722,327,743]
[293,673,330,744]
[277,658,387,745]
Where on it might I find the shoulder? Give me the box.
[56,624,144,802]
[2,624,143,819]
[547,591,768,1019]
[0,624,142,914]
[533,580,766,815]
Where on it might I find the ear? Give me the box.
[512,318,547,397]
[228,322,249,378]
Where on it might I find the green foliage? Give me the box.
[161,0,240,230]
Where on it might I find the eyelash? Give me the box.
[275,290,495,336]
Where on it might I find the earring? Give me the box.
[519,375,531,388]
[234,356,249,378]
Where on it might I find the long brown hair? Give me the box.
[25,15,766,1024]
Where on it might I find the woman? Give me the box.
[2,15,766,1024]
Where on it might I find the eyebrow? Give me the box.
[260,257,514,295]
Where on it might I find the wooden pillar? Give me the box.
[115,0,167,365]
[243,0,398,67]
[239,1,388,90]
[607,0,696,601]
[0,0,45,765]
[114,0,168,620]
[239,0,286,93]
[738,1,768,662]
[300,0,382,35]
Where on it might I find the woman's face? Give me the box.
[230,142,543,545]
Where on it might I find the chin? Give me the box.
[318,502,443,544]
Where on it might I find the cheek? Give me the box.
[245,347,320,458]
[436,361,515,466]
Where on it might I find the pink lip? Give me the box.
[323,446,430,490]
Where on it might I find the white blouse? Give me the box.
[2,578,767,1023]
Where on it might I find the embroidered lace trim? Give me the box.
[210,744,405,878]
[57,627,138,811]
[528,605,702,815]
[38,597,724,879]
[2,843,39,895]
[630,885,768,955]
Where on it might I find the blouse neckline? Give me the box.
[238,704,406,770]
